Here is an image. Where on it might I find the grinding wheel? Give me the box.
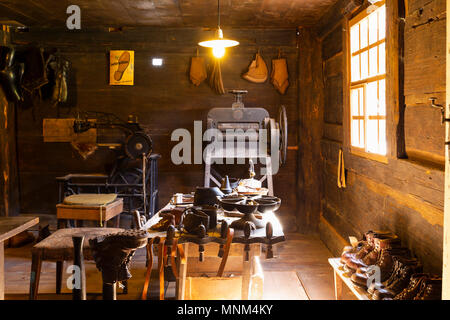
[125,132,152,159]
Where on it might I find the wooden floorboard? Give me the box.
[4,231,355,300]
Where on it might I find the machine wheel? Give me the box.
[278,105,288,166]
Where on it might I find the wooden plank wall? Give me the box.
[313,0,445,274]
[0,26,20,217]
[297,28,324,233]
[10,27,299,230]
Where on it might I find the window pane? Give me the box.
[361,51,368,79]
[359,87,364,115]
[368,12,378,45]
[350,24,359,53]
[378,42,385,74]
[378,119,386,155]
[351,120,360,147]
[351,88,359,116]
[369,46,378,76]
[378,79,385,115]
[360,19,368,49]
[366,81,378,115]
[378,5,386,40]
[359,119,365,148]
[367,119,378,153]
[351,55,360,81]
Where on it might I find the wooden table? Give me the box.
[142,201,285,300]
[0,216,39,299]
[328,257,370,300]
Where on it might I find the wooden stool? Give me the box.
[57,197,123,228]
[29,227,124,299]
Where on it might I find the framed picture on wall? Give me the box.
[109,50,134,85]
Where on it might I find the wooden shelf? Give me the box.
[328,257,371,300]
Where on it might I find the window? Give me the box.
[349,2,386,156]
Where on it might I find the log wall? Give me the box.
[314,0,445,273]
[9,27,300,229]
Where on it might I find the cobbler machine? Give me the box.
[204,90,287,195]
[56,112,160,219]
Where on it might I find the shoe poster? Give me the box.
[109,50,134,85]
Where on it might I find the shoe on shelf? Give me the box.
[413,276,442,300]
[371,256,422,300]
[351,247,410,288]
[345,233,400,273]
[393,273,428,300]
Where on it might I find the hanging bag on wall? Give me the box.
[242,51,268,83]
[271,49,289,95]
[189,48,207,86]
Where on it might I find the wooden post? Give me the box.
[72,236,86,300]
[0,241,4,300]
[241,243,260,300]
[442,0,450,300]
[333,270,343,300]
[176,243,188,300]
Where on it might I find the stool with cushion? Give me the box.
[29,227,124,299]
[57,194,123,228]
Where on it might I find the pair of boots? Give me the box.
[369,256,423,300]
[341,230,399,273]
[350,241,411,288]
[388,273,442,300]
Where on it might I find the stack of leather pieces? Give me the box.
[340,230,442,300]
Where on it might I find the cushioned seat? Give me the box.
[63,194,118,206]
[29,227,124,299]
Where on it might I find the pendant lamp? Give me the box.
[198,0,239,58]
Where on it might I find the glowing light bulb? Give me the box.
[212,46,225,58]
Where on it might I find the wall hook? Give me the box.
[429,97,448,125]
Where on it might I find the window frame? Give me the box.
[346,1,388,163]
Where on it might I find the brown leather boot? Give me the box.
[372,257,422,300]
[367,258,401,295]
[413,276,442,300]
[351,247,410,287]
[346,234,400,272]
[393,273,428,300]
[340,231,374,265]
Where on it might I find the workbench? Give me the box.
[142,200,285,300]
[0,216,39,300]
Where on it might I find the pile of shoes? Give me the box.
[340,230,442,300]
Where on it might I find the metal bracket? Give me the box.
[429,97,449,124]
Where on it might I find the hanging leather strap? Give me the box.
[217,227,234,277]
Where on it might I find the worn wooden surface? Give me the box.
[314,0,445,274]
[0,216,39,299]
[11,27,299,230]
[0,0,339,28]
[0,216,39,242]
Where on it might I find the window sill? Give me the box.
[350,147,388,164]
